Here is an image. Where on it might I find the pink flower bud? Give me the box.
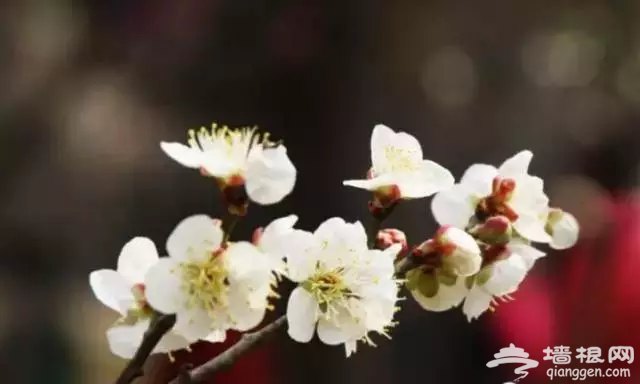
[435,226,482,277]
[376,228,408,256]
[469,215,512,244]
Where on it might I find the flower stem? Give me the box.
[221,213,240,245]
[115,312,176,384]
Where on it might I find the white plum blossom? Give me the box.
[253,214,300,275]
[409,241,544,321]
[431,150,551,243]
[343,124,454,200]
[546,208,580,250]
[161,124,296,205]
[284,217,400,356]
[436,226,482,277]
[89,237,189,358]
[144,215,277,343]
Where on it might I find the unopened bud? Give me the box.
[251,227,264,245]
[435,226,482,277]
[546,208,579,250]
[368,176,401,219]
[376,228,407,256]
[469,215,512,245]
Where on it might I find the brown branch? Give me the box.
[169,315,288,384]
[115,313,176,384]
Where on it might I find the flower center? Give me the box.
[302,268,357,318]
[188,123,274,165]
[381,145,420,173]
[474,177,519,222]
[179,253,229,318]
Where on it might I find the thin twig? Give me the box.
[115,313,176,384]
[366,217,382,249]
[169,316,288,384]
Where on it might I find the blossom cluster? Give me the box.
[90,123,579,364]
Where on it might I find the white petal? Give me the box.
[199,150,238,178]
[460,164,497,196]
[106,320,149,359]
[394,131,423,160]
[411,279,467,312]
[245,146,297,205]
[117,237,159,284]
[155,331,191,354]
[228,301,265,332]
[498,150,533,179]
[342,175,396,191]
[174,305,215,342]
[549,212,579,250]
[89,270,134,315]
[286,287,318,343]
[430,185,475,228]
[462,286,493,321]
[144,258,183,314]
[317,317,351,346]
[160,142,202,168]
[370,124,397,169]
[513,214,552,243]
[314,217,346,243]
[259,214,298,256]
[225,242,272,288]
[203,330,227,343]
[284,230,320,282]
[167,214,223,262]
[396,160,454,199]
[483,254,528,296]
[442,228,482,276]
[507,241,546,270]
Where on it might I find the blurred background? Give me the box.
[1,0,639,383]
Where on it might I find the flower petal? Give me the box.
[317,318,351,346]
[549,212,579,250]
[507,241,546,270]
[342,174,396,191]
[513,213,552,243]
[396,160,454,199]
[286,287,318,343]
[203,330,227,343]
[89,269,134,315]
[410,279,467,312]
[284,230,320,282]
[166,214,223,262]
[245,146,297,205]
[394,131,423,160]
[483,254,528,296]
[462,286,493,321]
[259,214,298,256]
[460,164,497,196]
[498,150,533,179]
[144,258,183,314]
[370,124,397,169]
[160,142,202,168]
[174,305,215,342]
[225,242,272,289]
[117,237,159,284]
[430,185,475,228]
[155,331,191,354]
[106,320,149,359]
